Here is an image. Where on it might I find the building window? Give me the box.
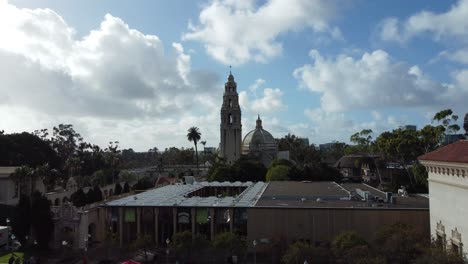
[436,234,445,249]
[452,243,460,255]
[229,114,233,124]
[229,99,232,107]
[451,228,463,256]
[436,221,446,250]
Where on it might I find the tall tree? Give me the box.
[187,127,201,173]
[419,125,445,154]
[345,129,375,155]
[30,191,54,249]
[266,165,291,181]
[12,194,31,243]
[11,165,34,196]
[432,109,460,135]
[375,129,423,185]
[105,141,121,184]
[51,124,83,162]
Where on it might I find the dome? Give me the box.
[242,116,277,154]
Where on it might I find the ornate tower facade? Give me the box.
[220,72,242,163]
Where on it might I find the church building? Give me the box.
[219,72,278,167]
[220,72,242,163]
[242,116,278,167]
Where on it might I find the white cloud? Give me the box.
[378,0,468,43]
[183,0,340,65]
[438,48,468,64]
[292,49,465,112]
[304,108,406,143]
[249,78,265,93]
[239,79,285,114]
[251,88,285,113]
[0,1,222,150]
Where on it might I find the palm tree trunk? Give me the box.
[194,142,199,175]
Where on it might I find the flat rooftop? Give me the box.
[106,181,267,208]
[256,182,428,209]
[106,181,428,209]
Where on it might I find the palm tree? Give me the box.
[187,127,202,174]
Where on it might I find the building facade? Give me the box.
[242,116,278,167]
[220,72,242,164]
[104,181,429,249]
[419,140,468,259]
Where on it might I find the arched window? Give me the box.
[229,114,233,124]
[229,99,232,107]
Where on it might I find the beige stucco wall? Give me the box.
[0,178,19,205]
[422,160,468,259]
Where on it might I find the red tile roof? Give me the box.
[418,140,468,163]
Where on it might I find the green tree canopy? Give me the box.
[432,109,460,134]
[345,129,375,155]
[114,183,122,195]
[0,132,60,168]
[71,188,87,207]
[282,241,330,264]
[266,165,291,181]
[122,182,130,193]
[212,232,246,260]
[31,191,54,249]
[374,223,427,264]
[132,176,154,191]
[332,231,368,263]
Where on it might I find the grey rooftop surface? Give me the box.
[106,181,428,209]
[255,181,429,209]
[105,181,267,208]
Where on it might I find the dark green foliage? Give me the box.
[419,125,445,153]
[171,231,193,261]
[412,162,429,190]
[0,132,59,167]
[432,109,460,135]
[11,194,31,243]
[345,129,375,155]
[114,183,122,195]
[320,141,347,164]
[70,188,87,207]
[234,158,267,182]
[132,176,154,191]
[277,133,321,167]
[212,232,246,261]
[208,158,267,182]
[414,240,465,264]
[208,164,238,182]
[281,241,330,264]
[122,182,130,193]
[373,223,428,264]
[30,191,53,249]
[170,231,211,262]
[266,165,291,181]
[332,231,369,263]
[85,188,96,204]
[93,185,103,202]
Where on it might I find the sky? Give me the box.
[0,0,467,151]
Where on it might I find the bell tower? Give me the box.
[220,70,242,163]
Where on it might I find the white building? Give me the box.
[419,140,468,258]
[0,167,20,206]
